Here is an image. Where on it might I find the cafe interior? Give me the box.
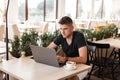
[0,0,120,80]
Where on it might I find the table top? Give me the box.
[95,38,120,48]
[0,57,91,80]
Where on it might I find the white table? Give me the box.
[95,38,120,48]
[95,38,120,62]
[0,57,91,80]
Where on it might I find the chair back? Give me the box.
[87,41,110,66]
[87,45,96,65]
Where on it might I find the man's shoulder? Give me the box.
[74,31,83,36]
[57,34,63,38]
[55,34,64,40]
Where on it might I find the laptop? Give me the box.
[30,45,65,67]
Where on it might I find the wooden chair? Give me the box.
[107,48,120,80]
[87,41,110,80]
[86,45,96,65]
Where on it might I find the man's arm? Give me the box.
[68,46,87,64]
[57,46,87,64]
[47,42,57,49]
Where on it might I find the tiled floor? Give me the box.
[90,68,120,80]
[80,65,120,80]
[90,76,111,80]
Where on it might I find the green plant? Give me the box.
[77,24,118,40]
[20,29,39,56]
[40,29,60,47]
[99,24,118,39]
[10,35,21,58]
[10,29,40,58]
[79,29,94,40]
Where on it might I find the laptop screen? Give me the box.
[30,45,65,67]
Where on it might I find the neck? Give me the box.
[66,34,73,40]
[66,33,73,45]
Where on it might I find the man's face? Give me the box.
[59,24,74,38]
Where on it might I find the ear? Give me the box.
[71,25,74,30]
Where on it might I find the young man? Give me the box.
[48,16,87,64]
[48,16,87,80]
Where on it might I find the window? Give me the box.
[93,0,103,19]
[18,0,57,22]
[28,0,44,21]
[46,0,56,21]
[77,0,120,19]
[18,0,25,21]
[77,0,83,19]
[65,0,77,18]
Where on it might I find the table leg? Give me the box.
[118,49,120,63]
[9,76,18,80]
[0,71,3,80]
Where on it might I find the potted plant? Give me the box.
[10,29,40,58]
[79,29,94,40]
[20,29,39,56]
[78,24,118,41]
[10,35,21,58]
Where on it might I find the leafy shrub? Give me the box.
[40,30,60,47]
[10,29,39,58]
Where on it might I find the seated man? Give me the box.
[47,16,87,80]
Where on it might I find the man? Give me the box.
[47,16,87,80]
[48,16,87,63]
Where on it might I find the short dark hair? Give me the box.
[58,16,73,25]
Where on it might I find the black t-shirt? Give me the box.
[54,31,86,57]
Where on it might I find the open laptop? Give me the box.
[30,45,65,67]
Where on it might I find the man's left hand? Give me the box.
[57,55,67,62]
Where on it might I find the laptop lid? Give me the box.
[30,45,60,67]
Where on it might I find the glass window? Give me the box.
[77,0,120,19]
[78,0,92,19]
[18,0,57,22]
[93,0,102,19]
[46,0,56,21]
[105,0,120,19]
[77,0,83,19]
[18,0,25,22]
[28,0,44,21]
[65,0,77,18]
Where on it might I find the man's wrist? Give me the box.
[65,57,68,62]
